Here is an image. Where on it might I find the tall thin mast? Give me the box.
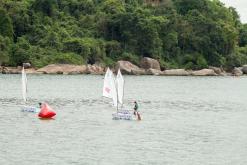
[122,74,125,108]
[116,74,119,112]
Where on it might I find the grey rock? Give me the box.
[115,61,141,75]
[37,64,87,74]
[162,69,190,76]
[146,68,162,75]
[140,57,161,70]
[192,69,217,76]
[242,65,247,74]
[232,67,243,76]
[23,63,31,69]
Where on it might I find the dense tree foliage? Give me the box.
[0,0,246,69]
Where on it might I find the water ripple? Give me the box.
[1,75,247,165]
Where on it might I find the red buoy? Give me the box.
[38,103,56,118]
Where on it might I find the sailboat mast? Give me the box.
[22,65,27,103]
[116,76,119,112]
[122,77,125,108]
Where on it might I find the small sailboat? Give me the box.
[21,66,40,113]
[112,69,133,120]
[103,68,133,120]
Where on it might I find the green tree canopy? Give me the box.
[0,0,245,69]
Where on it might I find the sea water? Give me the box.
[0,74,247,165]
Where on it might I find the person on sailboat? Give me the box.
[133,101,138,115]
[38,103,43,108]
[134,101,141,120]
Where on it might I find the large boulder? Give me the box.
[25,68,40,74]
[115,61,142,75]
[140,57,161,70]
[192,69,217,76]
[146,68,162,75]
[23,63,32,69]
[232,67,243,76]
[209,66,228,76]
[131,69,146,75]
[11,67,22,74]
[2,67,21,74]
[208,66,223,75]
[162,69,190,76]
[2,67,9,74]
[86,64,105,75]
[37,64,87,74]
[218,71,228,76]
[242,65,247,74]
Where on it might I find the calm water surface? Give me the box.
[0,74,247,165]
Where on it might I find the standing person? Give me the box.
[133,101,141,120]
[133,101,138,115]
[38,102,42,108]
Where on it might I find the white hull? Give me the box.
[112,110,135,120]
[21,106,40,113]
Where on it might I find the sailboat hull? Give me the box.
[21,106,40,113]
[112,111,134,120]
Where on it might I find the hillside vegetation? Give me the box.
[0,0,247,69]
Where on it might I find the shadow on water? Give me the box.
[38,118,55,121]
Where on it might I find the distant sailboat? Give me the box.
[103,68,133,120]
[21,66,39,113]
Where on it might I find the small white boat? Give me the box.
[112,111,133,120]
[103,68,134,120]
[21,106,40,113]
[21,66,40,113]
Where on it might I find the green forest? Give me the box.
[0,0,247,70]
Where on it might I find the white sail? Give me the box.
[110,74,118,107]
[103,68,113,98]
[21,67,27,102]
[116,69,124,105]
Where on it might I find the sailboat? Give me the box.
[112,69,133,120]
[103,68,133,120]
[21,66,40,113]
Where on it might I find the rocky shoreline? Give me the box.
[1,57,247,76]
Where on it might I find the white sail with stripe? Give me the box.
[103,68,113,99]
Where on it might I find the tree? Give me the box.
[0,35,11,65]
[0,8,13,39]
[9,37,31,66]
[101,0,125,14]
[32,0,58,16]
[239,24,247,47]
[173,0,208,15]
